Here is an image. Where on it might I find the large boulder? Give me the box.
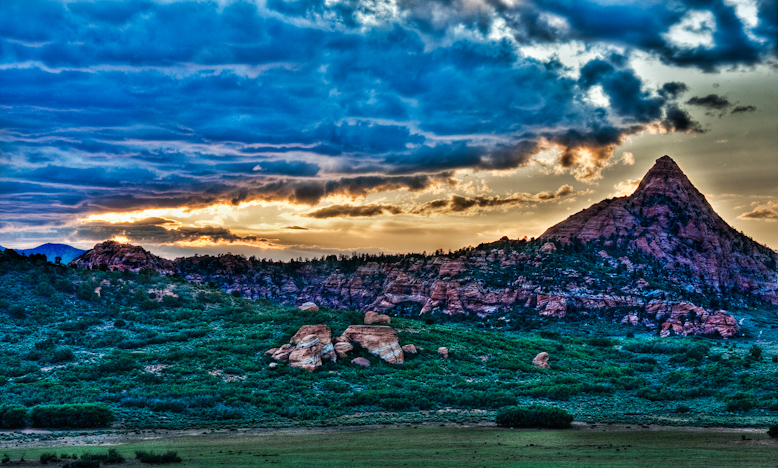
[298,302,319,312]
[288,334,322,371]
[437,347,449,359]
[401,344,418,354]
[333,341,354,358]
[269,344,294,362]
[532,352,550,369]
[291,324,336,361]
[339,325,404,364]
[352,357,371,367]
[364,311,391,325]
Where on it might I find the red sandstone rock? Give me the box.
[298,302,319,312]
[539,242,557,253]
[69,240,175,274]
[352,357,371,367]
[288,334,322,371]
[364,311,391,325]
[270,344,294,362]
[532,352,550,369]
[541,156,778,302]
[537,294,567,318]
[291,324,336,361]
[333,342,354,358]
[437,347,449,359]
[340,325,404,364]
[401,344,417,354]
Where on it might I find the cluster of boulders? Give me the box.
[266,307,438,371]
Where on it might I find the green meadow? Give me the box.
[1,426,776,467]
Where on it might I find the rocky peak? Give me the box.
[634,155,698,197]
[69,240,175,274]
[541,155,778,299]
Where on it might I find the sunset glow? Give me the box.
[1,0,776,259]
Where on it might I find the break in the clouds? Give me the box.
[1,0,776,252]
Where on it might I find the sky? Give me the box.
[1,0,777,260]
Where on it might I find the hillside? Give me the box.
[2,249,778,430]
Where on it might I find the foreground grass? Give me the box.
[1,426,776,467]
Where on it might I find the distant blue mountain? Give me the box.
[1,243,86,264]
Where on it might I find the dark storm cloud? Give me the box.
[731,105,758,114]
[658,82,689,99]
[1,0,775,232]
[75,219,268,244]
[307,204,404,219]
[306,185,576,218]
[662,106,706,133]
[686,94,732,110]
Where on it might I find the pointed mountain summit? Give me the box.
[70,240,175,274]
[542,155,778,302]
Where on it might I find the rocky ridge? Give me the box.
[70,240,175,274]
[71,157,778,338]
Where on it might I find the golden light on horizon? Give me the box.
[111,236,130,244]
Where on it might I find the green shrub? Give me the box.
[495,404,573,429]
[0,404,27,429]
[50,347,76,363]
[135,451,182,464]
[63,460,99,468]
[36,282,56,297]
[768,424,778,438]
[162,295,181,307]
[724,393,757,412]
[40,453,58,464]
[586,337,614,347]
[29,404,115,428]
[81,449,124,464]
[748,345,763,361]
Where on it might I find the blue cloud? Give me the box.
[0,0,774,233]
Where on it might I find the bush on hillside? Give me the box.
[0,404,27,429]
[29,404,115,428]
[135,451,182,464]
[495,404,573,429]
[768,424,778,438]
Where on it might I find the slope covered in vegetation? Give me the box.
[0,249,777,429]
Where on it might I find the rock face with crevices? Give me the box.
[339,325,404,364]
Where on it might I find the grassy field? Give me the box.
[1,426,776,467]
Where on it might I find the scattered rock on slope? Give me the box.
[340,325,404,364]
[364,311,391,325]
[532,352,550,369]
